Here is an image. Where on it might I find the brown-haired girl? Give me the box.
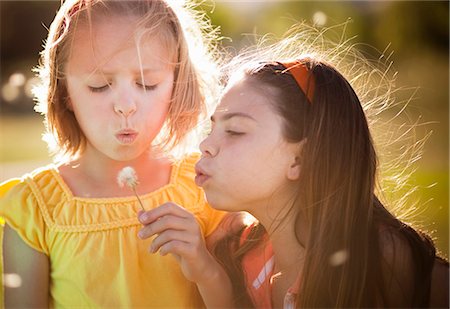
[142,25,449,308]
[0,0,231,307]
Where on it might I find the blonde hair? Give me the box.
[34,0,221,160]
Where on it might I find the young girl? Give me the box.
[0,0,232,307]
[139,27,449,308]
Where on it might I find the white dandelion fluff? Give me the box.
[117,166,145,211]
[117,166,139,188]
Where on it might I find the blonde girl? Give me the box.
[0,0,232,307]
[140,25,449,308]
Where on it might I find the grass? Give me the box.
[0,114,50,162]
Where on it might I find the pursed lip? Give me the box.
[115,129,138,144]
[194,162,211,187]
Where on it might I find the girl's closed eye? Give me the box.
[88,84,110,93]
[225,129,245,136]
[136,83,157,91]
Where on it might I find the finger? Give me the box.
[138,215,199,239]
[138,202,193,225]
[158,240,193,257]
[150,230,198,253]
[137,210,145,219]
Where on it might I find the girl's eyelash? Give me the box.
[137,83,157,91]
[88,85,110,93]
[88,83,157,92]
[226,130,244,136]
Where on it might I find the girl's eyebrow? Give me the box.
[90,68,166,76]
[133,68,167,74]
[210,112,257,123]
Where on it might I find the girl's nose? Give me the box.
[199,134,218,157]
[114,102,136,117]
[113,93,136,117]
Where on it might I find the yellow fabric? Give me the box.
[0,153,226,308]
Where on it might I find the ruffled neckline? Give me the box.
[48,160,180,204]
[20,154,203,231]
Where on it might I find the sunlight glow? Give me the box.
[25,77,40,98]
[2,83,20,102]
[9,72,26,87]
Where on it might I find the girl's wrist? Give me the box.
[195,253,234,309]
[194,253,228,286]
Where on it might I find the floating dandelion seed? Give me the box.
[3,273,22,288]
[117,166,145,211]
[329,249,349,267]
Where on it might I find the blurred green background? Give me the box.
[0,1,448,257]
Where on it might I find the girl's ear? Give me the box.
[66,99,73,111]
[286,139,307,181]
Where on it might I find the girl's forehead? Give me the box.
[67,16,174,73]
[72,15,142,51]
[217,78,274,116]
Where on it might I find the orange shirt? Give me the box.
[240,225,301,309]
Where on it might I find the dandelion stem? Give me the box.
[132,186,145,211]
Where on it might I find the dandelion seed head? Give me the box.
[117,166,139,188]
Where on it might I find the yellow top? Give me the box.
[0,154,225,308]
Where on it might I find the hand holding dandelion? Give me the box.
[117,167,145,211]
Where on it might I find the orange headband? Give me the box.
[279,60,315,104]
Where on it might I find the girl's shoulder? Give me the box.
[429,256,449,308]
[0,164,136,233]
[0,164,61,254]
[0,164,63,203]
[377,222,448,307]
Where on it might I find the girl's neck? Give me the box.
[266,213,307,274]
[264,212,308,308]
[59,147,172,198]
[252,194,308,306]
[252,187,308,271]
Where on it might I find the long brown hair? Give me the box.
[213,42,447,308]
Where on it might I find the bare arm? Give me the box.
[3,224,49,308]
[189,252,233,309]
[138,203,233,309]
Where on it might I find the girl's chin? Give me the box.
[204,194,237,212]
